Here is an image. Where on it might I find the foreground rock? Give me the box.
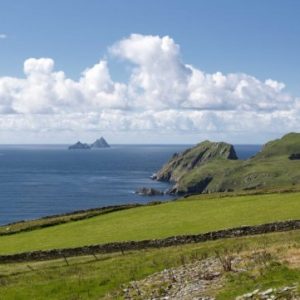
[135,187,164,196]
[236,285,299,299]
[110,252,300,300]
[119,257,224,299]
[154,132,300,195]
[91,136,110,148]
[68,141,91,150]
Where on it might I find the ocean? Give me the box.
[0,144,261,225]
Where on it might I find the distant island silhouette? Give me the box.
[68,137,110,150]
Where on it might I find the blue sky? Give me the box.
[1,0,300,92]
[0,0,299,144]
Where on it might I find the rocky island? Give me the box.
[68,137,110,150]
[154,132,300,195]
[68,141,91,150]
[135,187,164,196]
[91,137,110,148]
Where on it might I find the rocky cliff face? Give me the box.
[154,141,237,183]
[154,133,300,195]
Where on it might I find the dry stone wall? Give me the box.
[0,220,299,263]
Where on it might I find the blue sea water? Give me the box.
[0,144,261,225]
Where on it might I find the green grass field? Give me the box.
[1,191,300,254]
[1,230,300,300]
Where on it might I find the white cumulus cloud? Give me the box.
[0,33,299,143]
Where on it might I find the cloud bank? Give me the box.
[0,34,299,142]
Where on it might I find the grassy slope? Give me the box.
[164,132,300,193]
[177,155,300,193]
[0,204,140,235]
[218,264,300,299]
[223,156,300,190]
[255,132,300,159]
[179,158,241,192]
[1,192,300,254]
[1,230,300,300]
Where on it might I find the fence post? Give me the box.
[62,254,69,266]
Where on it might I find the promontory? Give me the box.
[153,132,300,195]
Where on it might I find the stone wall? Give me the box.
[1,219,299,263]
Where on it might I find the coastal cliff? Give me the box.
[154,141,237,183]
[154,133,300,194]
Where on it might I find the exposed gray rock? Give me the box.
[114,253,299,300]
[135,187,164,196]
[236,285,299,299]
[119,257,223,299]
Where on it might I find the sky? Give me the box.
[0,0,300,144]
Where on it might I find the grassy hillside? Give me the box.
[255,132,300,159]
[1,229,300,299]
[0,204,141,235]
[1,191,300,254]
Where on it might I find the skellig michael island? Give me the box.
[68,137,110,150]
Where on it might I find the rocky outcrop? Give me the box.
[154,141,237,183]
[119,257,223,299]
[289,153,300,160]
[135,187,164,196]
[153,140,238,194]
[117,255,299,300]
[91,137,110,148]
[68,141,91,150]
